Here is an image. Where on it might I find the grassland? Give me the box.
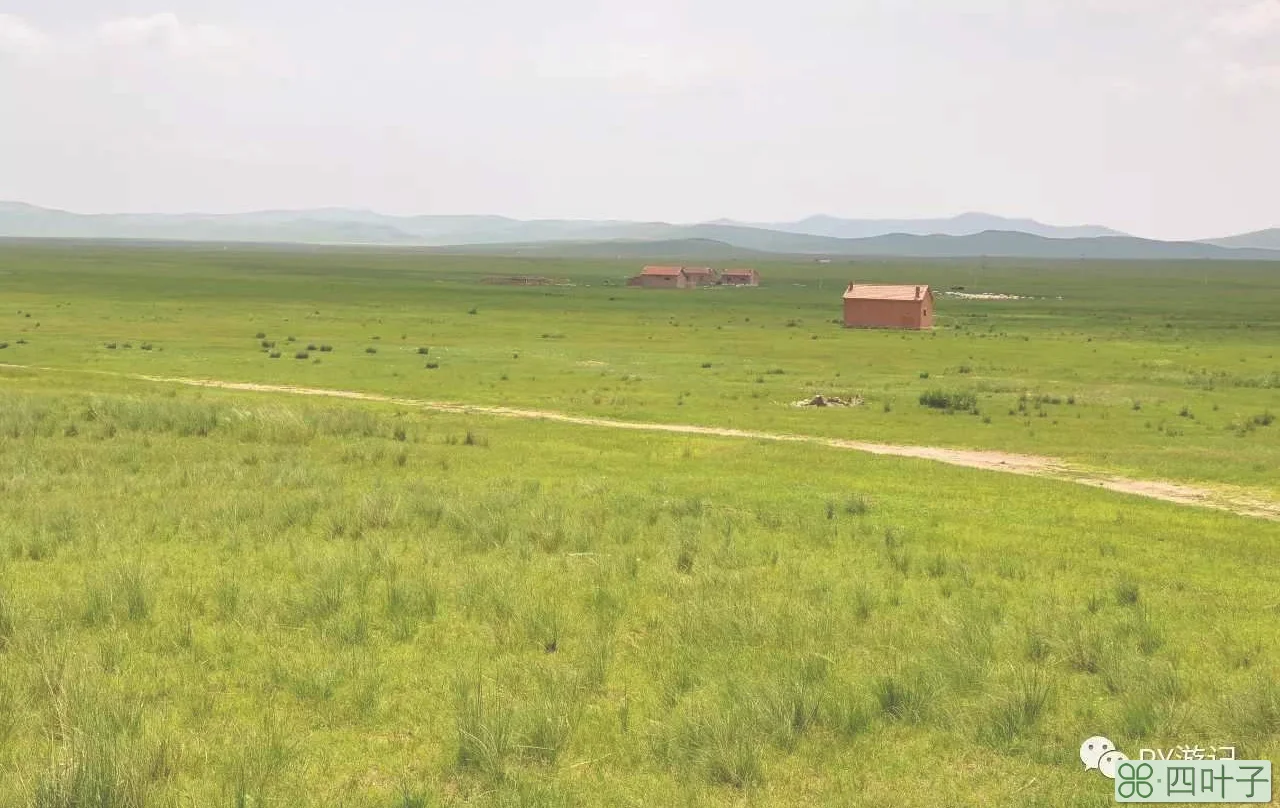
[0,242,1278,806]
[2,242,1278,492]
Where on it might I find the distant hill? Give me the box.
[3,202,1279,261]
[826,231,1280,260]
[1205,228,1280,251]
[718,212,1129,240]
[435,231,1280,261]
[431,238,770,261]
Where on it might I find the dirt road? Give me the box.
[5,363,1279,521]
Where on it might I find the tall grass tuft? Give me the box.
[454,674,516,780]
[873,673,933,723]
[118,566,151,622]
[0,587,14,650]
[520,674,581,766]
[31,739,152,808]
[979,667,1053,745]
[1115,577,1140,606]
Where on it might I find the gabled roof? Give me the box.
[682,266,717,276]
[843,283,931,301]
[640,266,685,277]
[721,268,757,276]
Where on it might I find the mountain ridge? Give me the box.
[1,202,1277,261]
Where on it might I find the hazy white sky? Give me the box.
[1,0,1278,239]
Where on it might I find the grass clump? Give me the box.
[918,389,977,412]
[978,668,1052,746]
[873,673,933,723]
[454,675,516,780]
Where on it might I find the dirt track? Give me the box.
[5,363,1279,521]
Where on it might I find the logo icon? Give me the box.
[1099,749,1131,780]
[1115,760,1155,799]
[1080,735,1131,781]
[1081,736,1117,772]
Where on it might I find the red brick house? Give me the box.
[628,266,690,288]
[681,267,718,287]
[842,283,934,330]
[720,268,759,286]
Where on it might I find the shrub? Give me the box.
[1252,411,1275,427]
[294,351,309,360]
[140,343,153,351]
[306,344,318,352]
[0,343,9,350]
[269,351,281,359]
[701,362,712,369]
[365,347,377,354]
[425,362,439,369]
[918,389,977,412]
[417,347,430,355]
[319,344,333,352]
[254,332,266,339]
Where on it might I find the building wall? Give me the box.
[722,274,758,286]
[843,295,933,329]
[636,274,687,288]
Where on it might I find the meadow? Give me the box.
[0,242,1278,806]
[2,242,1279,492]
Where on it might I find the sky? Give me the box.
[1,0,1278,240]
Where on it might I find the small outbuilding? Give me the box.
[720,268,759,286]
[842,283,934,330]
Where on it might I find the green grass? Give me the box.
[0,243,1278,806]
[0,378,1277,806]
[1,243,1278,492]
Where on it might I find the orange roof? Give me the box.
[842,283,930,301]
[682,266,717,276]
[640,266,685,277]
[721,268,756,276]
